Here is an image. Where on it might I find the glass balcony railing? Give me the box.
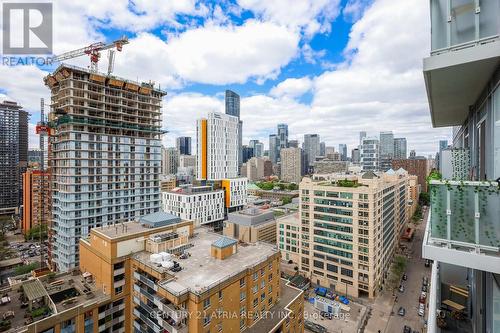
[431,0,499,54]
[429,180,500,252]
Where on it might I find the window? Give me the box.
[268,285,272,293]
[268,297,273,305]
[218,290,223,300]
[261,280,265,289]
[260,268,265,276]
[114,286,123,294]
[268,274,272,281]
[253,272,258,281]
[252,285,258,293]
[240,278,245,287]
[253,298,258,308]
[203,316,211,327]
[240,291,246,301]
[261,292,265,301]
[240,306,246,315]
[240,318,246,329]
[203,298,211,309]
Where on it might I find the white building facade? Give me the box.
[196,112,239,180]
[162,186,224,226]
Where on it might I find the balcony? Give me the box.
[424,0,500,127]
[422,180,500,273]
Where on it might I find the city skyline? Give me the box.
[0,0,450,156]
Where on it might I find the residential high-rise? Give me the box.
[359,131,367,145]
[422,5,500,332]
[22,170,50,234]
[161,147,179,175]
[338,143,347,161]
[249,139,263,157]
[225,90,242,169]
[242,157,269,181]
[379,131,394,171]
[44,65,165,271]
[303,134,320,170]
[393,137,407,159]
[392,158,429,192]
[197,112,239,180]
[360,137,379,171]
[225,89,240,118]
[319,142,326,156]
[176,136,192,155]
[283,170,409,298]
[242,145,254,163]
[269,134,280,164]
[351,148,360,164]
[280,147,303,184]
[0,101,28,216]
[288,139,299,148]
[437,139,448,171]
[277,123,288,150]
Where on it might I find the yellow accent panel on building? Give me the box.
[221,179,231,207]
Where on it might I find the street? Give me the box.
[364,206,431,333]
[384,206,431,333]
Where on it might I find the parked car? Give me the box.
[399,285,405,293]
[320,311,332,319]
[398,307,406,316]
[422,277,429,286]
[425,259,431,267]
[421,285,428,293]
[418,303,425,317]
[402,273,407,281]
[403,325,412,333]
[419,293,427,304]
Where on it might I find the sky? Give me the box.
[0,0,451,156]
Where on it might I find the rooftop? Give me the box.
[153,228,278,295]
[139,211,181,228]
[276,213,301,226]
[227,208,275,227]
[93,213,186,239]
[5,271,109,332]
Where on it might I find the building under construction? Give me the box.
[45,64,166,271]
[0,101,28,216]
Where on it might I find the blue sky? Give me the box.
[0,0,450,155]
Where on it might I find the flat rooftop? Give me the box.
[157,228,278,295]
[276,212,301,226]
[245,279,303,333]
[92,213,188,240]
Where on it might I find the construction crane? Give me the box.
[51,36,129,73]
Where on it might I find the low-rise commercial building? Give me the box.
[162,185,225,226]
[224,208,276,243]
[160,175,177,192]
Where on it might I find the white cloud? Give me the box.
[343,0,373,22]
[162,20,300,84]
[270,77,312,99]
[237,0,342,37]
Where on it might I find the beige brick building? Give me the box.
[280,170,410,298]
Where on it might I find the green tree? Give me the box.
[419,192,430,205]
[282,196,292,205]
[25,224,48,241]
[287,183,298,191]
[14,262,39,275]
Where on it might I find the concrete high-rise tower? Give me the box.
[225,90,242,170]
[45,65,165,271]
[176,136,192,155]
[0,101,28,216]
[303,134,320,170]
[197,112,239,180]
